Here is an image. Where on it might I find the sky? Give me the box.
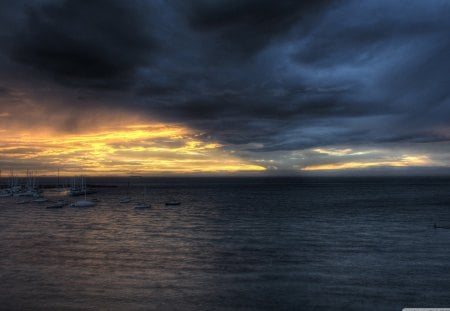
[0,0,449,176]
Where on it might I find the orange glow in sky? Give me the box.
[0,123,265,175]
[301,155,430,171]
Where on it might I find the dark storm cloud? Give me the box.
[1,0,450,168]
[188,0,332,57]
[10,0,157,89]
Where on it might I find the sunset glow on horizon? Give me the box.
[0,122,265,176]
[301,155,431,171]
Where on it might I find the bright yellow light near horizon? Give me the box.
[0,123,265,175]
[313,148,373,156]
[302,155,430,171]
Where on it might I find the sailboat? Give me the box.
[134,185,150,209]
[71,177,96,207]
[70,176,96,196]
[119,182,132,203]
[52,169,66,193]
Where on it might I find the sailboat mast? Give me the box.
[83,176,87,200]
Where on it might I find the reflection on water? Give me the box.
[1,177,450,310]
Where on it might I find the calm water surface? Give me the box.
[1,177,450,310]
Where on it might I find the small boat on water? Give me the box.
[71,199,96,208]
[134,202,152,209]
[119,182,132,203]
[71,176,97,208]
[120,196,131,203]
[165,202,181,206]
[70,188,97,196]
[47,201,68,209]
[16,200,30,204]
[134,203,151,209]
[15,189,42,197]
[69,176,96,196]
[33,197,48,203]
[133,185,150,209]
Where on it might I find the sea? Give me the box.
[0,177,450,310]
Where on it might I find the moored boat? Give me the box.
[165,202,181,206]
[71,199,96,208]
[47,200,68,209]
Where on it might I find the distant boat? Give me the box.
[70,188,96,196]
[70,176,96,196]
[47,200,68,209]
[15,189,41,197]
[16,199,30,204]
[119,182,132,203]
[0,191,11,198]
[120,197,131,203]
[165,202,181,206]
[33,197,48,203]
[71,177,96,208]
[133,185,150,209]
[48,169,66,192]
[134,203,151,209]
[71,199,96,208]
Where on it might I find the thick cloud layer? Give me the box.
[0,0,449,172]
[10,0,157,88]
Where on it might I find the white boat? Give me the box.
[33,197,48,203]
[133,185,150,209]
[119,182,132,203]
[71,177,96,208]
